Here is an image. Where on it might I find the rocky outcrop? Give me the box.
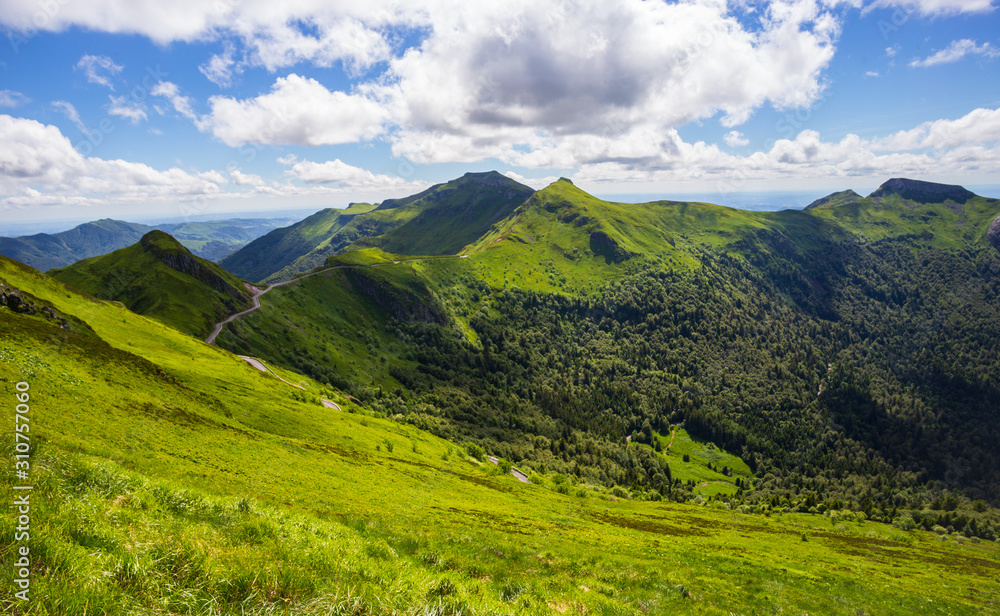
[869,178,975,204]
[988,215,1000,252]
[0,283,69,329]
[346,268,447,324]
[590,230,637,264]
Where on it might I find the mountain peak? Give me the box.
[139,229,192,256]
[869,178,976,204]
[805,189,862,210]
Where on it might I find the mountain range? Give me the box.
[2,174,999,614]
[219,171,535,282]
[0,216,296,270]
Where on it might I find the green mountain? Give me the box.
[0,217,295,270]
[215,177,1000,537]
[49,230,253,336]
[219,171,534,283]
[805,189,863,209]
[0,218,152,270]
[2,249,998,615]
[217,202,378,283]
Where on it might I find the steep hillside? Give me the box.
[2,253,998,615]
[218,202,377,282]
[220,172,534,283]
[49,230,253,336]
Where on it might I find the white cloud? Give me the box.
[0,90,29,107]
[870,106,1000,150]
[0,115,225,207]
[107,95,147,124]
[885,46,899,57]
[229,169,264,186]
[51,101,86,132]
[909,39,1000,67]
[503,171,560,190]
[198,74,387,146]
[724,131,750,147]
[151,82,197,120]
[865,70,880,77]
[866,0,996,15]
[200,45,237,87]
[75,55,123,89]
[284,157,422,191]
[569,107,1000,187]
[381,0,839,164]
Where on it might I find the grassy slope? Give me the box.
[48,231,252,337]
[2,254,998,615]
[803,192,1000,250]
[219,203,378,283]
[220,172,534,284]
[354,171,535,257]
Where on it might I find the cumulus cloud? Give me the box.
[866,0,996,15]
[870,106,1000,150]
[382,0,840,164]
[75,55,123,89]
[107,95,147,124]
[0,115,225,207]
[570,107,1000,187]
[724,131,750,147]
[0,90,30,107]
[283,157,424,191]
[229,169,264,186]
[910,39,1000,67]
[197,74,387,146]
[503,171,561,190]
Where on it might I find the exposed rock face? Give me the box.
[0,283,69,328]
[346,268,447,325]
[589,230,636,264]
[988,215,1000,252]
[869,178,975,204]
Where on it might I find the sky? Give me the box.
[1,0,999,226]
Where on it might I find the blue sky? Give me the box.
[1,0,999,225]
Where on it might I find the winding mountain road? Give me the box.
[487,455,532,483]
[206,255,464,410]
[206,255,461,345]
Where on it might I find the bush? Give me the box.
[464,442,485,460]
[892,516,916,531]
